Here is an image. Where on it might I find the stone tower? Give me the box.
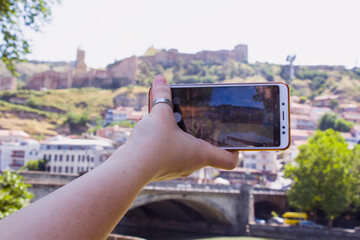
[76,49,87,72]
[233,44,248,63]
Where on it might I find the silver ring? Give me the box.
[152,98,174,110]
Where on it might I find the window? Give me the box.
[77,167,80,173]
[65,166,68,173]
[58,145,61,150]
[43,154,47,161]
[82,155,85,162]
[70,167,74,173]
[59,155,63,162]
[87,156,90,162]
[91,157,94,162]
[66,155,69,162]
[71,155,74,162]
[58,166,62,173]
[53,166,57,172]
[54,155,57,161]
[48,155,52,161]
[78,155,81,162]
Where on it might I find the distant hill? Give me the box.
[1,46,360,137]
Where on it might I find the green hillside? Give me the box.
[1,58,360,138]
[135,59,360,103]
[0,86,147,138]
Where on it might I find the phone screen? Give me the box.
[171,85,281,148]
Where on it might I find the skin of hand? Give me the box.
[0,75,238,240]
[126,74,239,181]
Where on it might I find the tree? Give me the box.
[25,159,47,171]
[0,169,33,219]
[284,129,359,227]
[0,0,59,74]
[318,113,353,132]
[318,113,337,130]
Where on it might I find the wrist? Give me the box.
[106,142,158,186]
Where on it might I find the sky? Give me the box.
[26,0,360,69]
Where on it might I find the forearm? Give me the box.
[0,74,238,240]
[0,144,153,240]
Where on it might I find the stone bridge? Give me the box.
[21,171,288,236]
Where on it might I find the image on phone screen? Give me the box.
[171,85,281,148]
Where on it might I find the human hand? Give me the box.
[125,75,238,182]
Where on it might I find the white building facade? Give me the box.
[40,136,115,174]
[243,151,277,173]
[0,139,40,170]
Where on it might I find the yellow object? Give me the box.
[282,212,308,225]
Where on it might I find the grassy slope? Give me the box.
[1,60,360,138]
[0,86,148,137]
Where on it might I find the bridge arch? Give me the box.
[254,200,282,220]
[130,193,235,226]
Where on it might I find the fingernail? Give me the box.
[154,75,166,85]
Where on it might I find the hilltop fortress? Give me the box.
[25,44,248,89]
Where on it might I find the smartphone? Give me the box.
[149,82,290,150]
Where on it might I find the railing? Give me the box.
[144,180,286,195]
[19,171,286,195]
[145,180,241,193]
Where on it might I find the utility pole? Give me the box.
[286,55,296,82]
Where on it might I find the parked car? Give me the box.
[255,218,266,224]
[267,217,285,224]
[283,212,308,225]
[298,220,323,229]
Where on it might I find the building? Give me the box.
[350,125,360,144]
[0,77,17,90]
[217,167,277,185]
[0,138,40,170]
[340,111,360,124]
[290,129,315,143]
[40,136,115,174]
[0,130,30,144]
[290,114,316,130]
[25,51,137,90]
[310,107,331,125]
[103,106,146,125]
[96,125,132,144]
[25,44,248,90]
[243,151,277,173]
[338,103,360,113]
[290,102,312,115]
[313,95,340,108]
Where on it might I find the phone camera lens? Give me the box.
[174,112,182,123]
[282,126,285,129]
[282,131,285,134]
[282,103,285,106]
[173,97,180,105]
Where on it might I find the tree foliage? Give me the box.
[0,169,33,219]
[0,0,58,74]
[284,129,360,226]
[25,159,47,171]
[318,113,354,132]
